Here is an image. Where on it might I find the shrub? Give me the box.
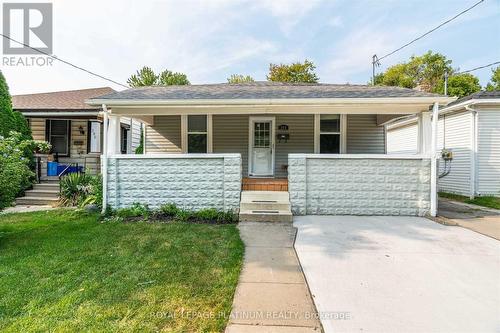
[159,203,180,216]
[115,203,150,219]
[0,132,41,209]
[59,172,102,208]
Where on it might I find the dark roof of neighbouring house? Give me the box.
[12,87,115,110]
[445,90,500,107]
[90,82,443,101]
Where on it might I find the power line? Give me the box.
[1,33,129,89]
[456,61,500,74]
[377,0,485,62]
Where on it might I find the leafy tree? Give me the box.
[435,73,481,98]
[159,70,190,85]
[375,51,453,93]
[127,66,190,87]
[485,66,500,91]
[227,74,255,84]
[127,66,158,87]
[267,60,319,83]
[0,71,30,139]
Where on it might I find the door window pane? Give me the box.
[320,115,340,132]
[320,134,340,153]
[89,121,101,153]
[254,122,270,148]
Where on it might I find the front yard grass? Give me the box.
[439,192,500,210]
[0,209,244,332]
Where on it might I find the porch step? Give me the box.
[239,210,293,223]
[239,191,292,223]
[15,196,58,206]
[39,178,60,184]
[23,189,60,199]
[33,183,60,191]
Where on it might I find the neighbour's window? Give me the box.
[87,121,102,153]
[120,126,129,154]
[187,115,207,153]
[46,119,70,156]
[320,115,340,153]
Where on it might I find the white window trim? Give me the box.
[314,114,346,154]
[181,114,212,153]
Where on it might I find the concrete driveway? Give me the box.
[294,216,500,333]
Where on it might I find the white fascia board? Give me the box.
[87,96,454,107]
[439,99,500,114]
[22,111,99,117]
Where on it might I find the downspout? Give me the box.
[101,104,109,214]
[466,104,478,199]
[430,102,439,217]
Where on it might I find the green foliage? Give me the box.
[485,66,500,91]
[158,70,190,85]
[127,66,190,87]
[127,66,158,87]
[0,71,31,139]
[0,132,37,209]
[59,172,102,208]
[227,74,255,84]
[115,202,150,219]
[135,126,144,154]
[113,202,238,224]
[376,51,458,93]
[267,59,319,83]
[435,73,481,98]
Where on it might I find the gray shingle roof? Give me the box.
[446,90,500,107]
[92,82,443,101]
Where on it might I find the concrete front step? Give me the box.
[241,190,290,202]
[33,183,60,191]
[239,210,293,223]
[240,202,291,211]
[16,197,58,206]
[24,189,60,199]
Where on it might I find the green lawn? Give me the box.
[439,192,500,210]
[0,210,244,332]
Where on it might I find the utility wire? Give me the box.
[376,0,485,62]
[456,61,500,74]
[1,33,129,89]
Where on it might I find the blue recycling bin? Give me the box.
[47,161,58,176]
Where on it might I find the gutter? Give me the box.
[86,96,455,107]
[21,111,99,117]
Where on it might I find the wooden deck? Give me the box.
[242,178,288,191]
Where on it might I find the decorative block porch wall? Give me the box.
[288,154,431,216]
[106,154,241,211]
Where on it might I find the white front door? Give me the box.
[249,117,274,176]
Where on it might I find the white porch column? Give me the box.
[107,114,121,155]
[430,102,439,217]
[417,111,432,154]
[101,105,109,214]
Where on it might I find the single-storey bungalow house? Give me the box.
[87,82,454,220]
[12,87,143,206]
[386,90,500,198]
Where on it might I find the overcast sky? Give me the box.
[2,0,499,95]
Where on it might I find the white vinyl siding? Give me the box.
[477,110,500,196]
[437,111,472,196]
[386,123,418,154]
[145,116,182,153]
[346,114,385,154]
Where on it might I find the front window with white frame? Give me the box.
[319,114,341,153]
[187,115,207,153]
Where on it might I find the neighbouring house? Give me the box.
[87,82,454,219]
[386,90,500,198]
[12,87,143,178]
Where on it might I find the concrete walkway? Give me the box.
[294,215,500,333]
[1,205,55,214]
[226,222,322,332]
[437,198,500,240]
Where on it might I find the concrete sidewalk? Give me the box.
[437,198,500,240]
[225,222,321,332]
